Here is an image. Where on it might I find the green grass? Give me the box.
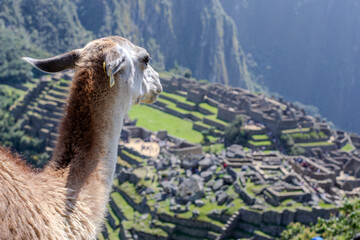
[248,140,272,146]
[341,143,355,152]
[318,200,335,209]
[98,232,105,240]
[21,81,36,89]
[245,181,269,198]
[158,71,173,79]
[296,141,334,147]
[111,192,135,220]
[132,214,168,237]
[262,150,278,154]
[205,114,227,126]
[104,222,121,240]
[158,98,206,119]
[107,204,120,226]
[128,104,203,143]
[157,98,188,114]
[254,230,273,238]
[0,84,26,98]
[194,121,223,134]
[189,111,205,119]
[199,103,218,114]
[121,150,143,163]
[117,182,142,204]
[289,131,328,141]
[268,199,310,212]
[202,143,225,154]
[281,128,310,134]
[110,190,168,238]
[194,121,211,128]
[251,134,269,141]
[161,91,195,106]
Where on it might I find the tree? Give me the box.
[0,27,47,84]
[224,115,247,147]
[280,134,305,156]
[281,199,360,240]
[201,127,215,144]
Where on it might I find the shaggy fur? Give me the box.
[0,36,161,240]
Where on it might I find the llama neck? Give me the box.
[47,69,131,229]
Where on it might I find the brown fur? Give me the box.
[0,36,161,239]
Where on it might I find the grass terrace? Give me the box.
[341,143,355,152]
[128,104,203,143]
[248,140,272,146]
[251,134,269,141]
[158,71,173,79]
[161,91,196,106]
[1,84,27,100]
[110,191,168,238]
[158,98,206,120]
[202,143,225,154]
[281,128,311,134]
[205,114,227,126]
[289,131,328,141]
[193,121,223,134]
[157,98,189,114]
[199,103,218,114]
[21,80,37,89]
[296,141,334,147]
[121,150,143,164]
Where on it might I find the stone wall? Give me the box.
[229,206,337,237]
[168,142,202,155]
[10,77,50,119]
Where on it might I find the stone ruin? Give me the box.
[9,72,360,239]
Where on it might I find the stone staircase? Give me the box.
[216,210,241,240]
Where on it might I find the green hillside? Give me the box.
[0,0,258,91]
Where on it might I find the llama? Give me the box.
[0,36,162,239]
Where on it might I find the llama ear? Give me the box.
[104,45,127,77]
[22,50,80,73]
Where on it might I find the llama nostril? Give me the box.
[156,87,162,94]
[155,84,163,93]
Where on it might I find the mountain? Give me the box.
[1,0,360,134]
[221,0,360,133]
[0,0,257,90]
[75,0,258,89]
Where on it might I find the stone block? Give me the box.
[212,179,224,191]
[262,210,282,225]
[281,209,295,225]
[240,209,262,225]
[295,209,317,224]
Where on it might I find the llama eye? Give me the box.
[142,56,150,65]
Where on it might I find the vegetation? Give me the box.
[202,143,224,154]
[296,142,334,147]
[199,103,218,114]
[128,104,203,143]
[0,85,48,166]
[0,27,46,84]
[201,127,216,144]
[251,134,269,141]
[224,115,247,147]
[282,128,311,134]
[289,131,328,141]
[341,143,355,152]
[281,199,360,240]
[280,134,305,156]
[248,140,272,146]
[161,91,196,106]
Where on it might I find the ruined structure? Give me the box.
[8,73,360,239]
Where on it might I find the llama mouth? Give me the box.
[141,93,159,104]
[135,97,142,105]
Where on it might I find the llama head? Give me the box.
[22,36,162,106]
